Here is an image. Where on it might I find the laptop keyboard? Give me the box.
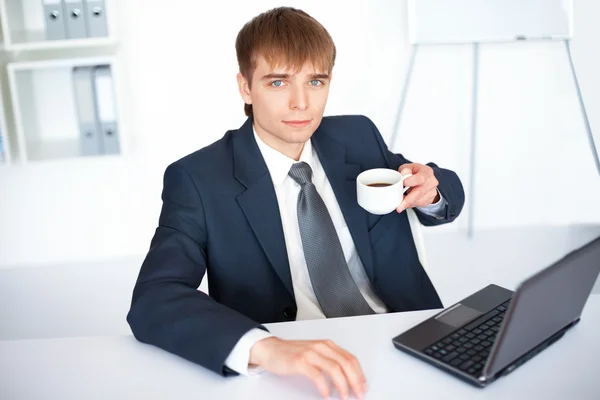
[423,300,511,377]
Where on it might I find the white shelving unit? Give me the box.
[0,0,123,164]
[0,0,116,52]
[7,56,124,162]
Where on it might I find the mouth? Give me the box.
[283,120,312,128]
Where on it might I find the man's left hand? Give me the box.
[396,163,440,213]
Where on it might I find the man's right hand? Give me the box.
[249,337,368,400]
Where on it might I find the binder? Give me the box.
[93,65,120,155]
[64,0,88,39]
[72,66,102,156]
[42,0,67,40]
[84,0,109,38]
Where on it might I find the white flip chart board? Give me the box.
[407,0,573,45]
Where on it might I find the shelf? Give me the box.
[6,30,116,52]
[0,0,114,53]
[7,56,123,163]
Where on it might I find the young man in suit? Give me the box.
[128,6,464,400]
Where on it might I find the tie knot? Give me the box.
[288,162,313,185]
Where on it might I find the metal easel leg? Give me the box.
[389,44,418,149]
[564,40,600,177]
[467,43,479,239]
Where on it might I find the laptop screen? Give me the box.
[486,236,600,378]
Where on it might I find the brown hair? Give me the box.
[235,7,337,116]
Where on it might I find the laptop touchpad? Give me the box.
[435,304,482,328]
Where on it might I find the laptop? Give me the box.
[392,235,600,387]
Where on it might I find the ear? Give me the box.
[237,72,252,106]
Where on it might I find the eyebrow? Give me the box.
[260,73,330,80]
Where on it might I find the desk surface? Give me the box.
[1,295,598,400]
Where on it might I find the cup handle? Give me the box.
[401,173,413,194]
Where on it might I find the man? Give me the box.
[128,6,464,400]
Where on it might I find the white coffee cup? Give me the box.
[356,169,413,215]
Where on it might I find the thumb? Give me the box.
[399,164,414,176]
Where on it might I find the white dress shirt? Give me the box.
[224,129,447,375]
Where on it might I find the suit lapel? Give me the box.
[233,118,294,298]
[312,128,375,283]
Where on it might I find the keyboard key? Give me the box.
[445,345,456,352]
[471,338,481,345]
[492,316,503,323]
[450,358,463,367]
[457,329,468,335]
[491,326,500,332]
[439,349,448,356]
[473,363,483,370]
[466,332,476,339]
[464,310,500,331]
[467,349,477,356]
[431,345,439,351]
[459,354,470,361]
[497,305,507,312]
[484,330,494,336]
[477,334,487,341]
[472,355,483,363]
[467,367,477,375]
[472,329,483,335]
[481,350,490,358]
[456,347,467,354]
[460,360,475,371]
[463,343,474,349]
[443,338,453,345]
[433,353,442,359]
[452,340,462,348]
[451,333,461,340]
[436,342,445,348]
[424,348,434,355]
[474,345,484,352]
[442,352,460,362]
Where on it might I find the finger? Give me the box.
[402,187,424,208]
[396,198,408,213]
[427,189,439,204]
[402,173,426,188]
[299,363,331,400]
[321,341,367,398]
[305,350,350,400]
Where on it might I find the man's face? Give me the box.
[238,55,331,152]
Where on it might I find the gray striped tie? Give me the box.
[289,162,375,318]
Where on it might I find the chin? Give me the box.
[290,127,315,143]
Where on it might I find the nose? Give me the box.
[289,85,308,111]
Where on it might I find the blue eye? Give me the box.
[271,80,284,87]
[310,80,322,86]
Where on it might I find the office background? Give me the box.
[0,0,599,340]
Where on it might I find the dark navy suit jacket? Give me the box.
[127,115,465,376]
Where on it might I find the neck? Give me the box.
[254,123,305,161]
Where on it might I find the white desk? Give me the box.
[1,295,598,400]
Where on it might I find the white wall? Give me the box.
[1,0,599,267]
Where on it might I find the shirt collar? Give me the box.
[253,127,314,188]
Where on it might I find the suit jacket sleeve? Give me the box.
[127,162,266,376]
[364,116,465,226]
